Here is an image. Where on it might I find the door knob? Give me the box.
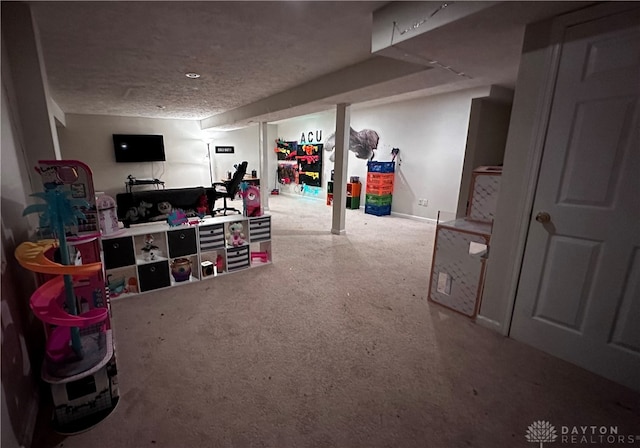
[535,211,551,223]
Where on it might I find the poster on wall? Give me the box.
[274,140,298,160]
[297,143,323,187]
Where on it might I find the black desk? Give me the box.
[125,179,165,193]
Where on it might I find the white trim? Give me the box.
[48,97,66,127]
[475,314,502,332]
[499,21,564,336]
[389,210,438,225]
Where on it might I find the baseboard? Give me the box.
[279,191,325,202]
[475,314,503,333]
[389,210,438,225]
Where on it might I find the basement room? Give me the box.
[2,2,638,448]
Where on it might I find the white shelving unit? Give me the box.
[102,215,272,298]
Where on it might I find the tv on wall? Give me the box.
[113,134,166,163]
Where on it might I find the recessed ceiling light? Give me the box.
[185,72,200,79]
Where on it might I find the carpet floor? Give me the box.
[36,194,639,448]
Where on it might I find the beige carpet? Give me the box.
[36,194,639,448]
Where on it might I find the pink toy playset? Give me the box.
[15,160,119,434]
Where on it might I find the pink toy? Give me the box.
[250,251,269,263]
[240,184,262,217]
[17,160,120,433]
[24,237,110,364]
[96,194,123,237]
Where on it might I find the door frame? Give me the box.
[478,2,640,336]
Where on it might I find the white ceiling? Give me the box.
[29,1,591,128]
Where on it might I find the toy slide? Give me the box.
[30,275,108,327]
[15,240,101,276]
[32,274,108,364]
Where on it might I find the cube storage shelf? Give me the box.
[102,215,272,298]
[325,181,362,209]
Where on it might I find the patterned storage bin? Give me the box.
[428,219,491,318]
[226,245,250,271]
[249,216,271,242]
[199,224,225,251]
[467,166,502,223]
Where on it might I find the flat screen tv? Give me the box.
[113,134,166,163]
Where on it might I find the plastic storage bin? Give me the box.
[365,194,392,206]
[367,161,395,173]
[366,172,395,188]
[365,204,391,216]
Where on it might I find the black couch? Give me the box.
[116,187,217,227]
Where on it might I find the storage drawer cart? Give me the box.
[466,166,502,223]
[428,165,502,318]
[365,161,395,216]
[326,181,361,209]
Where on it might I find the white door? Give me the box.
[510,9,640,391]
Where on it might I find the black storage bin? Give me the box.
[103,236,135,269]
[167,228,197,257]
[138,261,170,292]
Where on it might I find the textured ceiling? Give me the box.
[29,1,591,126]
[31,1,385,120]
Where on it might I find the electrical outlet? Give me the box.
[422,199,428,207]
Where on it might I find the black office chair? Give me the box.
[212,161,248,215]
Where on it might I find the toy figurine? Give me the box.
[150,201,173,221]
[168,209,188,226]
[141,234,160,261]
[196,194,209,218]
[239,184,262,217]
[228,222,245,247]
[96,194,121,236]
[215,254,224,273]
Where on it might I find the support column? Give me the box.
[259,122,270,211]
[331,104,350,235]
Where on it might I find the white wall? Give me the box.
[58,114,275,206]
[204,125,267,187]
[2,2,61,190]
[275,87,490,218]
[1,46,41,448]
[59,115,216,197]
[456,97,512,218]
